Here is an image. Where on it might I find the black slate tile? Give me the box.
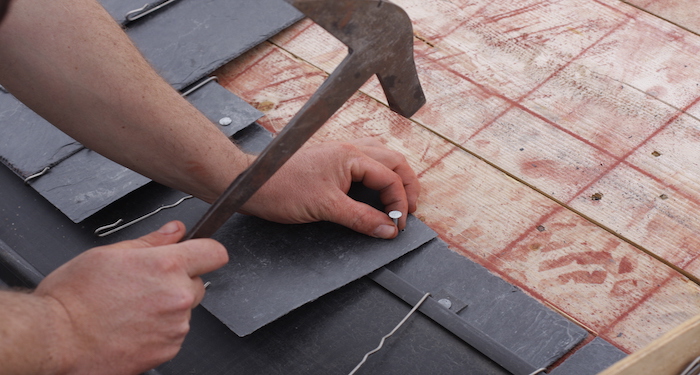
[202,214,437,336]
[185,79,263,131]
[0,92,82,179]
[30,148,152,223]
[386,239,589,369]
[549,337,627,375]
[126,0,303,90]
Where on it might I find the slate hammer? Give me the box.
[183,0,426,240]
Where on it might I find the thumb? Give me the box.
[330,196,398,239]
[107,221,186,250]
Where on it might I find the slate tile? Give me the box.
[126,0,303,90]
[30,148,152,223]
[202,214,437,336]
[386,239,588,369]
[185,79,263,133]
[549,337,627,375]
[0,92,82,179]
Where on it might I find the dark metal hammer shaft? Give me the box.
[183,0,425,240]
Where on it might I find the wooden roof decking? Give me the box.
[216,0,700,354]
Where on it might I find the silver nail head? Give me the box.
[219,117,233,126]
[438,298,452,309]
[388,210,402,226]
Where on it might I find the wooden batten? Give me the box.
[601,313,700,375]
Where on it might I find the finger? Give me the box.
[103,221,186,251]
[350,155,409,219]
[353,145,420,213]
[172,238,229,277]
[329,194,398,239]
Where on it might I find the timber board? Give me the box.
[623,0,700,37]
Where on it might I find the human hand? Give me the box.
[241,138,420,239]
[34,221,228,375]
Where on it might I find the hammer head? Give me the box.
[286,0,426,117]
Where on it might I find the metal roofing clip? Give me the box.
[125,0,179,22]
[181,76,219,97]
[23,166,51,184]
[94,195,193,237]
[348,292,431,375]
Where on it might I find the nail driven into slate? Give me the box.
[388,210,402,226]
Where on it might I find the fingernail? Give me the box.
[158,221,180,235]
[373,224,396,239]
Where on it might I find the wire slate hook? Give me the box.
[181,76,218,97]
[23,167,50,184]
[125,0,179,22]
[94,195,193,237]
[348,292,431,375]
[681,356,700,375]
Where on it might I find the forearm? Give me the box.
[0,0,247,202]
[0,290,70,374]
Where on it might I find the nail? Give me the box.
[373,224,396,239]
[158,221,180,235]
[438,299,452,309]
[388,210,402,226]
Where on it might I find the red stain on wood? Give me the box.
[558,270,608,285]
[539,251,614,272]
[611,279,639,297]
[618,256,634,274]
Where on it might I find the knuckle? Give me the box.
[153,256,182,274]
[173,319,191,338]
[170,289,197,311]
[337,142,360,155]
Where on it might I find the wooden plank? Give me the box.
[601,303,700,374]
[623,0,700,37]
